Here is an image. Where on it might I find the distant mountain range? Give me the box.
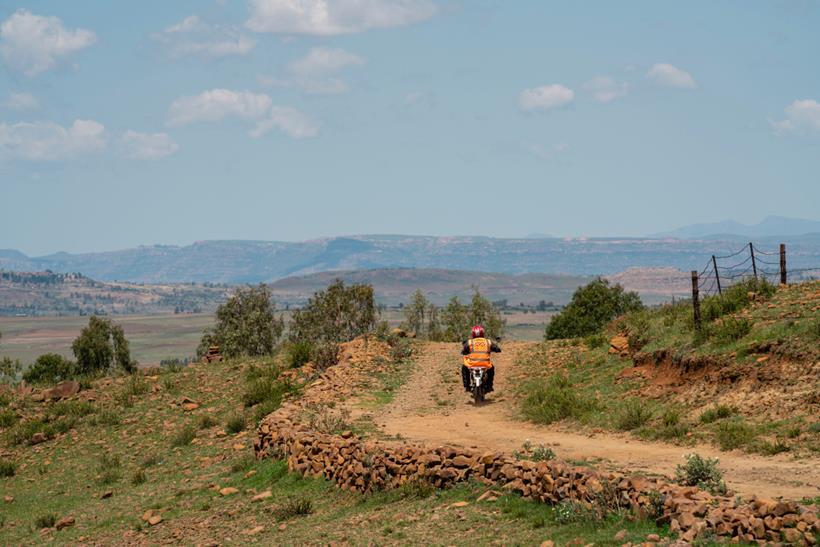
[2,232,820,284]
[653,216,820,239]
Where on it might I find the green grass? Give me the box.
[0,459,16,477]
[699,404,737,424]
[521,374,599,424]
[715,419,757,451]
[170,424,196,447]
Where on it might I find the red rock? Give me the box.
[43,381,80,401]
[55,516,75,530]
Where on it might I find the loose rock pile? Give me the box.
[256,339,818,545]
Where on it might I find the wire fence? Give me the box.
[694,242,820,298]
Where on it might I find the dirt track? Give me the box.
[374,341,820,500]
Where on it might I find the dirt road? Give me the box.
[375,341,820,500]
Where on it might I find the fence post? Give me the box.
[749,242,757,280]
[691,270,701,332]
[712,255,722,295]
[780,243,787,285]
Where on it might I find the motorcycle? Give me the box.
[468,365,490,405]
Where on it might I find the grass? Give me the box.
[131,468,147,485]
[0,408,18,428]
[521,374,599,424]
[34,513,57,529]
[225,413,246,434]
[273,497,314,520]
[197,414,218,429]
[617,398,653,431]
[715,419,757,451]
[170,424,196,447]
[0,459,16,477]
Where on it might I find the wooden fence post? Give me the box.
[749,242,757,280]
[712,255,722,295]
[780,244,787,285]
[691,270,701,332]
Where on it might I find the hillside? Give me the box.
[0,271,229,317]
[5,234,820,283]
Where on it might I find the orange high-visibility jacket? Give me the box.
[463,337,494,368]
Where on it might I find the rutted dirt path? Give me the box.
[375,341,820,500]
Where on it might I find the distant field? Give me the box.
[0,309,550,367]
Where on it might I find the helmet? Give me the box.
[471,325,485,338]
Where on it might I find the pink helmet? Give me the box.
[471,325,485,338]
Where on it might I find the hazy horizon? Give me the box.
[2,2,820,256]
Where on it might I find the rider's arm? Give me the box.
[461,341,470,355]
[490,340,501,352]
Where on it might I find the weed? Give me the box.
[286,341,313,369]
[301,404,352,435]
[171,424,196,447]
[583,333,608,350]
[786,426,801,439]
[0,408,18,428]
[715,419,756,451]
[34,513,57,529]
[712,317,752,344]
[617,398,653,431]
[162,376,179,394]
[131,468,147,485]
[97,452,122,485]
[699,404,736,424]
[0,459,16,477]
[242,377,294,408]
[140,453,161,468]
[513,441,556,462]
[675,453,726,495]
[48,400,95,419]
[809,422,820,434]
[197,414,218,429]
[273,497,313,520]
[90,409,121,426]
[231,454,255,473]
[225,413,246,434]
[6,418,56,445]
[393,479,435,499]
[521,375,598,424]
[701,278,775,322]
[754,438,789,455]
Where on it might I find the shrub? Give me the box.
[583,333,608,349]
[301,404,351,435]
[286,341,313,369]
[0,356,23,384]
[230,454,255,473]
[47,400,95,419]
[197,414,218,429]
[514,441,556,462]
[809,422,820,434]
[171,424,196,447]
[225,414,246,434]
[754,438,789,455]
[0,408,19,428]
[0,459,16,477]
[389,338,413,363]
[34,513,57,529]
[394,479,435,499]
[545,278,644,339]
[699,404,736,424]
[712,317,752,344]
[521,375,598,424]
[90,409,121,427]
[131,468,147,485]
[273,497,313,520]
[6,418,56,445]
[197,284,284,359]
[675,453,726,494]
[139,453,161,468]
[700,278,775,323]
[617,398,653,431]
[23,353,77,384]
[715,419,756,451]
[96,452,122,485]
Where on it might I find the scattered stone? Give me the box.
[30,432,48,444]
[646,534,660,542]
[100,491,113,499]
[278,523,287,532]
[219,487,239,496]
[182,403,200,411]
[244,526,264,535]
[148,515,163,526]
[43,380,81,401]
[614,529,627,541]
[540,541,554,547]
[449,501,469,508]
[4,495,13,503]
[55,516,75,530]
[252,490,272,502]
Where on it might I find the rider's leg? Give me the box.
[461,365,470,391]
[486,367,495,392]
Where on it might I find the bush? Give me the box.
[285,341,313,369]
[699,404,736,424]
[273,497,313,520]
[23,353,77,384]
[96,452,122,485]
[171,424,196,447]
[0,408,19,428]
[675,453,726,494]
[6,418,56,445]
[0,459,16,477]
[34,513,57,529]
[242,377,293,408]
[131,468,147,485]
[712,317,752,344]
[198,284,284,359]
[755,438,789,455]
[701,278,775,323]
[437,291,505,342]
[225,414,246,434]
[617,398,653,431]
[715,419,756,450]
[197,414,218,429]
[301,404,351,435]
[230,454,256,473]
[546,278,644,339]
[72,316,136,375]
[89,409,121,427]
[521,375,598,424]
[583,333,608,349]
[0,356,23,384]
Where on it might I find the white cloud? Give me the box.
[519,84,574,112]
[771,99,820,135]
[167,89,272,126]
[1,92,38,111]
[0,119,105,161]
[0,9,96,75]
[262,47,365,95]
[646,63,697,89]
[246,0,437,35]
[582,77,628,104]
[154,15,255,59]
[120,130,179,159]
[251,107,319,139]
[167,89,317,139]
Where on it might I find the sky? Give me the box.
[1,0,819,256]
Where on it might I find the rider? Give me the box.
[461,325,501,393]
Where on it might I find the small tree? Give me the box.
[402,290,428,335]
[440,296,469,342]
[201,284,284,359]
[426,303,443,341]
[23,353,76,384]
[72,316,136,375]
[467,289,505,339]
[545,278,644,340]
[289,280,377,368]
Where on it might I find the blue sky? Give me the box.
[1,0,819,256]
